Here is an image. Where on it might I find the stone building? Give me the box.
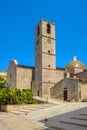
[0,71,7,79]
[7,19,87,101]
[51,56,87,101]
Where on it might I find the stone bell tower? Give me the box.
[35,19,56,98]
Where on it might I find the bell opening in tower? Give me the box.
[47,23,51,34]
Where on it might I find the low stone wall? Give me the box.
[1,104,41,112]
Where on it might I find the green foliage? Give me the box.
[56,96,60,100]
[0,88,37,105]
[0,77,7,89]
[21,89,33,104]
[67,98,74,102]
[0,78,37,105]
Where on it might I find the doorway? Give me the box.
[63,88,68,101]
[37,90,40,96]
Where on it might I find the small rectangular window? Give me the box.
[48,65,50,67]
[47,24,51,34]
[48,50,50,54]
[37,26,40,35]
[37,90,40,96]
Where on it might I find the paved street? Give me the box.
[1,102,87,130]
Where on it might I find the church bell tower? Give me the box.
[35,19,56,98]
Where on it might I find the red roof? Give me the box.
[76,70,87,81]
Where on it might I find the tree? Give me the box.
[0,88,37,105]
[21,89,34,104]
[0,77,7,89]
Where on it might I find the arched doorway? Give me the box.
[63,88,68,101]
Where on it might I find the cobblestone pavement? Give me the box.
[1,102,87,130]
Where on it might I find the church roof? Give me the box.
[56,67,65,70]
[17,65,35,69]
[66,56,86,69]
[76,70,87,81]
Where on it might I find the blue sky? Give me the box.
[0,0,87,71]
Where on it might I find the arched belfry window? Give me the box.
[47,23,51,34]
[37,26,40,35]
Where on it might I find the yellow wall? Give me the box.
[0,71,7,79]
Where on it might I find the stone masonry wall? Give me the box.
[56,69,64,83]
[79,82,87,101]
[35,20,56,98]
[7,60,17,88]
[16,66,34,90]
[51,78,79,101]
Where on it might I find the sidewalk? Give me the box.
[0,113,48,130]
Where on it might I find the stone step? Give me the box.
[71,115,87,120]
[24,106,51,110]
[11,104,55,115]
[80,113,87,116]
[11,111,24,115]
[48,125,66,130]
[60,118,87,127]
[47,121,87,130]
[22,108,38,111]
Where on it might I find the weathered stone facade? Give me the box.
[51,78,79,101]
[7,60,17,88]
[56,68,64,82]
[7,60,34,89]
[35,20,56,98]
[7,19,87,101]
[16,65,34,89]
[79,81,87,101]
[50,78,87,102]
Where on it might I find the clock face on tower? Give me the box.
[47,38,51,43]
